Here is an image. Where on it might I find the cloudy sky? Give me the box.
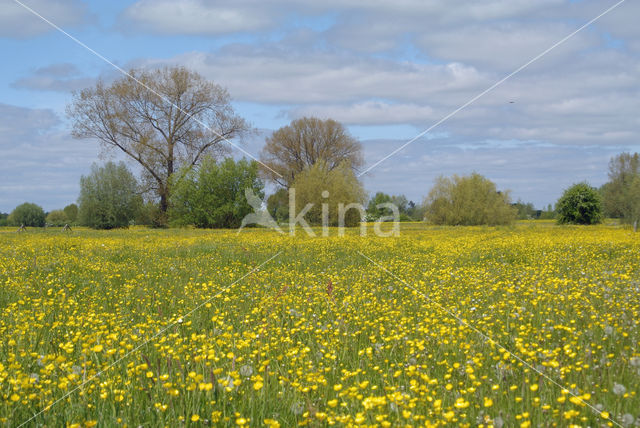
[1,0,639,212]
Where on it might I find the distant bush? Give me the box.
[0,213,8,226]
[556,182,602,225]
[78,162,142,229]
[424,173,516,226]
[63,203,78,224]
[46,210,68,226]
[8,202,46,227]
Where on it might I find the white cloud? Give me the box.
[0,0,88,38]
[289,101,437,125]
[415,21,599,71]
[135,38,640,147]
[142,48,487,104]
[0,103,98,211]
[12,63,95,92]
[121,0,274,35]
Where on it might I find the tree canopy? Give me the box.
[556,182,603,225]
[290,161,366,227]
[260,117,363,187]
[424,173,516,226]
[8,203,46,227]
[602,152,640,230]
[78,162,142,229]
[46,210,68,226]
[67,66,248,214]
[169,157,264,229]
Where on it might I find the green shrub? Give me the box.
[8,202,46,227]
[556,182,603,225]
[46,210,68,226]
[290,161,366,227]
[424,173,516,226]
[170,157,264,229]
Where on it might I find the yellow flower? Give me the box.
[10,394,20,402]
[484,397,493,407]
[530,384,538,392]
[333,384,342,391]
[327,399,338,408]
[91,344,103,353]
[253,381,264,390]
[600,411,610,419]
[190,414,200,422]
[454,397,469,409]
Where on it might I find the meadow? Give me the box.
[0,223,639,427]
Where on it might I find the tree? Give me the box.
[67,66,248,214]
[602,152,640,229]
[8,203,46,227]
[555,182,603,225]
[627,176,640,231]
[170,157,264,229]
[63,203,78,224]
[366,192,392,220]
[513,200,537,220]
[260,117,363,187]
[424,173,516,226]
[0,213,8,227]
[367,193,416,221]
[290,161,366,227]
[46,210,68,226]
[267,188,289,222]
[539,203,556,220]
[406,200,425,221]
[78,162,142,229]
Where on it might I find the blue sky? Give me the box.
[1,0,640,211]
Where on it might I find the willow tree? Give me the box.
[424,173,516,226]
[67,66,248,213]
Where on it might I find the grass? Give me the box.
[0,223,639,427]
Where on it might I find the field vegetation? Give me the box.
[1,223,639,427]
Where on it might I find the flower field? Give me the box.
[1,224,639,427]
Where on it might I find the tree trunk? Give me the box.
[160,192,168,213]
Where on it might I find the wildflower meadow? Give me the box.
[1,223,639,427]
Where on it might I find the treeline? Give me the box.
[5,150,637,230]
[3,66,638,230]
[1,202,78,228]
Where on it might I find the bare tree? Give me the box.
[260,117,363,187]
[67,66,249,213]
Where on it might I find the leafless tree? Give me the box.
[67,66,249,212]
[260,117,363,187]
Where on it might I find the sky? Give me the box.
[1,0,640,212]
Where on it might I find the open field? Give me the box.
[1,223,639,427]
